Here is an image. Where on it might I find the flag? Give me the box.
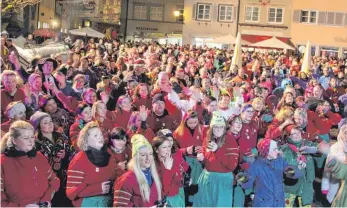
[231,32,242,68]
[301,41,311,73]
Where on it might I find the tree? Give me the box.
[1,0,41,17]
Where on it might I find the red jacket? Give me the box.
[107,110,132,129]
[66,150,116,207]
[109,146,132,178]
[1,88,26,122]
[314,110,342,135]
[238,120,258,170]
[265,119,282,141]
[303,111,320,142]
[157,152,189,197]
[113,171,160,207]
[147,110,181,134]
[1,152,60,207]
[202,132,239,172]
[173,125,206,157]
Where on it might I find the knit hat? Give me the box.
[73,74,87,83]
[257,139,276,158]
[152,93,165,104]
[241,103,254,113]
[30,111,51,130]
[131,134,152,157]
[5,101,26,120]
[210,111,226,127]
[28,73,42,86]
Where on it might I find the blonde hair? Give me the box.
[77,121,101,151]
[275,106,294,123]
[294,108,308,128]
[252,97,265,110]
[0,121,34,153]
[175,110,202,137]
[91,101,106,119]
[127,148,162,203]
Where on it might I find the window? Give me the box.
[245,6,259,22]
[219,5,233,22]
[31,5,36,20]
[268,8,283,23]
[197,4,211,21]
[134,5,147,20]
[150,7,163,21]
[301,10,317,23]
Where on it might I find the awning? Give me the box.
[69,27,105,38]
[251,37,295,50]
[242,34,295,50]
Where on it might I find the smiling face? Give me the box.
[139,85,148,98]
[290,128,303,143]
[120,97,132,112]
[43,61,54,75]
[39,116,54,133]
[241,107,255,123]
[139,146,153,170]
[156,140,172,160]
[44,99,58,114]
[80,107,92,122]
[87,127,104,150]
[3,74,17,93]
[111,138,127,150]
[213,125,225,138]
[31,77,42,92]
[13,128,35,153]
[230,118,243,134]
[153,101,165,115]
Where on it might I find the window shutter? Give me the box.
[335,13,343,25]
[327,12,335,25]
[213,4,219,21]
[318,11,326,25]
[192,4,196,20]
[293,10,301,23]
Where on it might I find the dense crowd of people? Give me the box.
[1,31,347,207]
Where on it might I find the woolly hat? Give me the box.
[131,134,152,157]
[73,74,87,83]
[257,139,276,158]
[28,73,42,86]
[210,111,226,127]
[241,103,254,113]
[5,101,26,120]
[30,111,51,130]
[152,93,165,104]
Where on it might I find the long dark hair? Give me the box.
[109,127,129,148]
[152,135,170,163]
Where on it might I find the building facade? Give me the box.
[37,0,56,29]
[120,0,184,44]
[291,0,347,58]
[238,0,292,45]
[182,0,239,48]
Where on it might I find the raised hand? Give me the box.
[139,105,149,121]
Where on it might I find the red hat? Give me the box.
[257,139,272,158]
[134,59,145,66]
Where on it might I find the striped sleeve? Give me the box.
[217,144,239,171]
[66,162,87,201]
[113,176,133,207]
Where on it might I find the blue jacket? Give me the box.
[242,157,301,207]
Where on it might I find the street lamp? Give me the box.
[174,10,180,17]
[52,20,58,29]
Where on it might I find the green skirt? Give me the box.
[193,169,234,207]
[81,195,113,207]
[167,188,185,207]
[185,157,203,184]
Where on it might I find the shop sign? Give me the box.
[136,27,158,32]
